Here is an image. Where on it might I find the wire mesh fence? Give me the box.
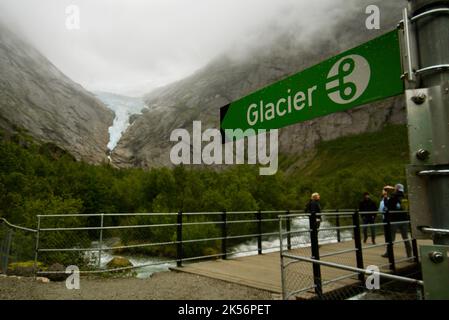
[33,210,305,276]
[279,211,422,300]
[0,219,36,275]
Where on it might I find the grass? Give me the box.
[292,124,409,178]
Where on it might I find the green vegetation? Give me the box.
[290,124,409,209]
[0,124,409,265]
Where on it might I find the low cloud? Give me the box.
[0,0,379,96]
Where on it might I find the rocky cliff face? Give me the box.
[0,25,114,163]
[112,0,407,169]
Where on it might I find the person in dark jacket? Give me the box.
[305,193,321,229]
[359,192,378,244]
[381,184,412,258]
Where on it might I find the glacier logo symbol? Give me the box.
[326,55,371,105]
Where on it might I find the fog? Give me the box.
[0,0,360,96]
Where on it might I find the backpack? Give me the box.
[305,200,312,213]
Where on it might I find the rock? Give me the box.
[42,263,67,282]
[202,247,220,259]
[106,257,133,269]
[36,277,50,284]
[0,24,114,164]
[111,0,407,169]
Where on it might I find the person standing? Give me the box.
[359,192,378,244]
[379,189,389,220]
[305,193,322,228]
[382,184,412,258]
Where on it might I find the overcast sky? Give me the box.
[0,0,352,96]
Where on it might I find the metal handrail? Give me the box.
[36,210,292,218]
[279,209,417,299]
[32,209,414,280]
[0,218,37,233]
[411,8,449,22]
[282,253,423,286]
[419,227,449,235]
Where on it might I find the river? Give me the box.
[84,217,352,278]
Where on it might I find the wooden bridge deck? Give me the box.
[173,240,432,298]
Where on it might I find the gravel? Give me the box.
[0,271,275,300]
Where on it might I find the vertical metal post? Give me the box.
[177,211,183,267]
[0,228,4,273]
[256,210,262,255]
[2,229,13,275]
[408,212,420,263]
[408,0,449,245]
[309,211,323,298]
[352,210,365,283]
[384,211,396,273]
[336,209,341,243]
[286,210,292,251]
[33,216,41,278]
[221,210,227,260]
[98,213,104,269]
[412,238,419,263]
[279,217,287,300]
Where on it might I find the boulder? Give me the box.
[43,263,67,282]
[36,277,50,284]
[106,257,133,269]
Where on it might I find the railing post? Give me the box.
[257,210,262,255]
[33,216,41,278]
[177,211,183,267]
[286,210,292,251]
[383,210,396,273]
[412,238,419,263]
[1,228,13,275]
[409,213,419,263]
[221,210,227,260]
[0,228,4,273]
[336,209,341,243]
[98,213,104,269]
[309,211,323,299]
[279,216,287,300]
[352,210,365,283]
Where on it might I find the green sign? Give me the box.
[220,30,404,134]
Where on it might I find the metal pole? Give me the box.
[256,210,262,255]
[409,0,449,245]
[352,210,365,283]
[2,229,13,275]
[0,228,4,273]
[286,210,291,251]
[336,210,341,243]
[221,210,227,260]
[309,211,323,298]
[177,211,183,267]
[283,253,424,286]
[33,216,41,278]
[98,213,104,269]
[410,212,420,263]
[279,217,287,300]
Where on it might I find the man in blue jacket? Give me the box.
[381,184,412,258]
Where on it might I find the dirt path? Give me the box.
[0,271,275,300]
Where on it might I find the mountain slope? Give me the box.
[112,0,407,169]
[0,25,114,163]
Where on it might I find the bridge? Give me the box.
[0,210,425,300]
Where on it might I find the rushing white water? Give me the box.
[85,242,174,279]
[84,217,351,278]
[95,92,148,152]
[231,217,353,258]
